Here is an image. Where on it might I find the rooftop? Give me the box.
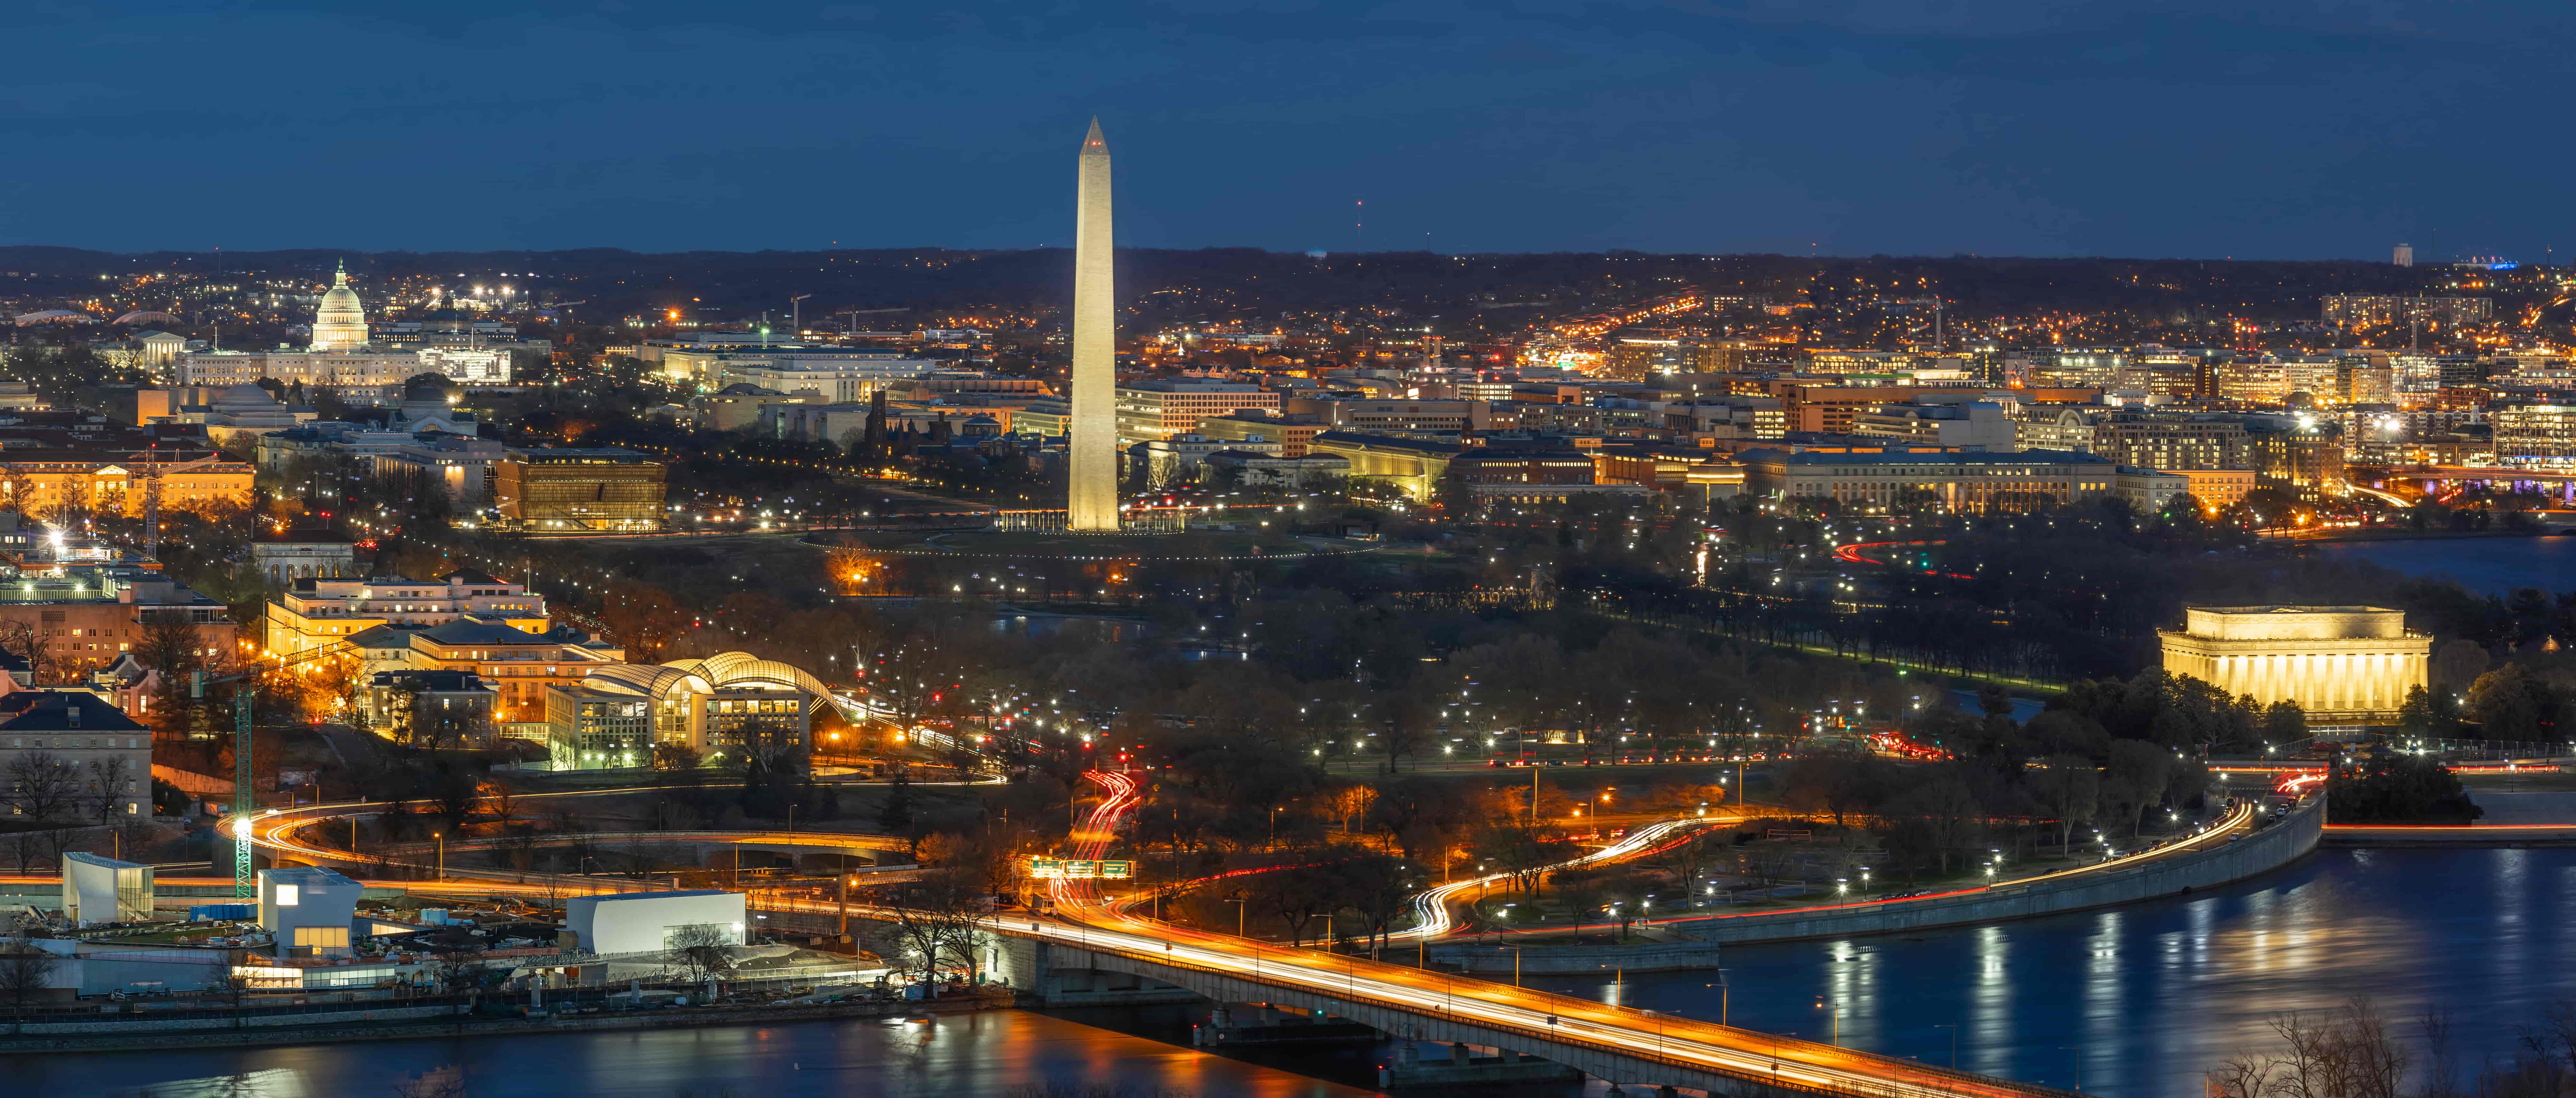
[0,690,147,732]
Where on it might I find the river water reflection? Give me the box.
[1523,848,2576,1098]
[34,850,2567,1098]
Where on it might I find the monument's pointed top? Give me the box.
[1081,117,1109,157]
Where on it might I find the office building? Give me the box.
[2491,399,2576,468]
[543,654,822,769]
[2089,415,2250,471]
[1115,380,1279,443]
[661,349,936,401]
[1849,401,2017,450]
[1194,412,1323,457]
[2247,420,2347,500]
[1281,395,1489,434]
[0,692,149,820]
[362,668,498,747]
[266,571,548,657]
[352,616,619,727]
[2320,296,2493,329]
[1739,448,2134,513]
[0,570,235,682]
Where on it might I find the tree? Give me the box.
[1322,783,1377,836]
[2396,684,2462,740]
[882,870,983,985]
[600,582,686,659]
[0,944,59,1029]
[2207,998,2407,1098]
[2328,748,2484,824]
[1783,747,1888,830]
[2027,755,2099,852]
[2430,638,2490,691]
[664,923,736,983]
[1259,864,1339,947]
[653,741,704,771]
[3,751,82,869]
[876,762,917,834]
[2260,701,2308,748]
[2466,665,2566,741]
[85,756,137,824]
[427,946,490,994]
[2101,740,2176,837]
[1880,773,1985,874]
[1471,818,1576,898]
[1331,850,1416,958]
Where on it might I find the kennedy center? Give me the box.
[2159,606,2431,724]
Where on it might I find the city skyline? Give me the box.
[2,3,2565,259]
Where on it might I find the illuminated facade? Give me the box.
[1068,119,1118,531]
[2159,606,2429,725]
[310,262,369,352]
[492,449,667,532]
[2491,401,2576,468]
[0,453,251,518]
[267,572,549,657]
[2089,415,2249,471]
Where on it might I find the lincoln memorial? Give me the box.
[2158,605,2431,725]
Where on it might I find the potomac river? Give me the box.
[29,847,2576,1098]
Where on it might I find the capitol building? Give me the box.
[174,262,513,394]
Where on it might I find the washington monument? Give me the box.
[1067,117,1118,530]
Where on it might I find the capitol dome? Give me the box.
[311,260,368,352]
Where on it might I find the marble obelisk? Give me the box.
[1067,118,1118,531]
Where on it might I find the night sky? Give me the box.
[6,2,2557,259]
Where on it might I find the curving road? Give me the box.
[204,769,2119,1095]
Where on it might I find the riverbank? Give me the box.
[0,990,1011,1056]
[1654,797,2321,946]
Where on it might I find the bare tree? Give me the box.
[5,751,83,869]
[883,870,984,986]
[87,755,138,824]
[665,922,735,983]
[2207,998,2407,1098]
[427,948,489,995]
[0,944,60,1031]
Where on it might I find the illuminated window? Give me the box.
[293,926,349,949]
[274,884,300,906]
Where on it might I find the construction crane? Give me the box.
[199,640,358,897]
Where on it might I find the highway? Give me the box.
[1036,772,2076,1098]
[205,771,2087,1095]
[1018,770,2219,1096]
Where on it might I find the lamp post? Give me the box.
[1933,1022,1959,1068]
[1224,894,1246,938]
[433,831,444,882]
[1816,995,1843,1046]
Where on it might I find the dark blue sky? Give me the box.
[5,2,2559,259]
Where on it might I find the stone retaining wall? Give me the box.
[1670,797,2323,946]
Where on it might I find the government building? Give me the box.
[2159,606,2431,724]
